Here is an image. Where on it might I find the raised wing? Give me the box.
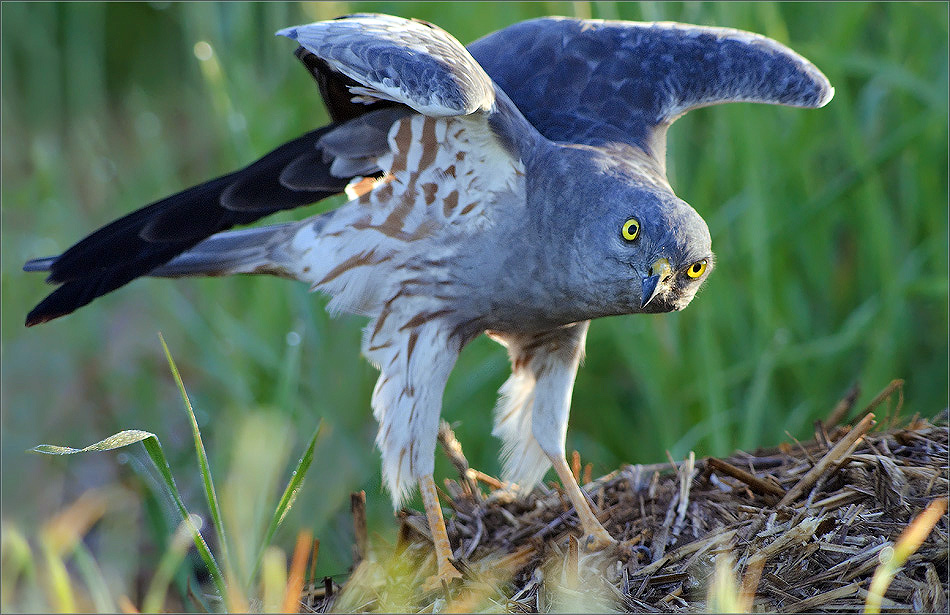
[273,14,538,316]
[277,13,496,117]
[25,13,538,327]
[468,17,833,161]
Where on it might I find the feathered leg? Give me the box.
[363,305,465,586]
[492,321,616,549]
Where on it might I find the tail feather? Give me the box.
[23,128,346,327]
[23,41,416,327]
[148,222,308,279]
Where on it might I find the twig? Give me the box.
[672,452,695,537]
[566,534,579,589]
[438,421,482,503]
[815,419,832,451]
[350,491,368,565]
[571,450,582,483]
[307,538,320,587]
[778,414,875,507]
[785,430,817,465]
[856,380,904,422]
[783,580,862,612]
[825,382,862,427]
[707,457,786,498]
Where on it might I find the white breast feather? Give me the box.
[292,113,524,318]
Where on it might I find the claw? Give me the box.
[582,529,618,552]
[550,455,619,552]
[422,560,463,591]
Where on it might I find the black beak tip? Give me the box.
[640,274,660,309]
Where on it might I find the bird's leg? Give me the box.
[493,321,617,551]
[363,314,463,588]
[419,473,463,588]
[549,453,617,550]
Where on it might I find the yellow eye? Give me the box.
[687,259,708,279]
[621,218,640,241]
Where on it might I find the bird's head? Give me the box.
[530,145,715,319]
[518,143,714,324]
[601,185,714,314]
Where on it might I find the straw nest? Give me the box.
[303,383,948,613]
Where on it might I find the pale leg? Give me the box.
[492,322,615,550]
[419,474,463,588]
[549,454,616,550]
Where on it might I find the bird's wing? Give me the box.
[278,14,538,318]
[24,13,538,327]
[292,45,403,124]
[23,126,356,326]
[277,13,497,118]
[278,13,539,159]
[468,17,833,163]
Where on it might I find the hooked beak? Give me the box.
[640,257,672,309]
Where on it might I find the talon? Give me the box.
[423,562,463,591]
[582,530,618,552]
[618,540,653,563]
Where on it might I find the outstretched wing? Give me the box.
[24,127,354,326]
[275,14,537,318]
[25,13,540,327]
[468,17,833,162]
[277,13,496,117]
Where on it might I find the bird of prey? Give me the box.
[24,14,833,585]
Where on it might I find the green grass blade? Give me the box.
[250,423,322,584]
[31,430,228,600]
[1,525,38,611]
[158,333,232,585]
[138,438,227,601]
[31,430,156,455]
[71,541,117,613]
[40,541,75,613]
[142,516,200,614]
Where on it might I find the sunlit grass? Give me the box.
[864,498,948,614]
[2,1,947,610]
[4,336,322,611]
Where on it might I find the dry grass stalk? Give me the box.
[864,497,948,613]
[351,491,368,566]
[281,531,313,614]
[825,382,862,427]
[778,412,876,507]
[707,457,785,498]
[304,410,947,612]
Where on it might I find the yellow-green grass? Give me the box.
[2,2,947,609]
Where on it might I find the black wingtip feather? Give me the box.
[25,35,420,327]
[23,256,57,273]
[293,46,402,124]
[24,126,351,326]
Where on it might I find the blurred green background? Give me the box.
[2,1,947,608]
